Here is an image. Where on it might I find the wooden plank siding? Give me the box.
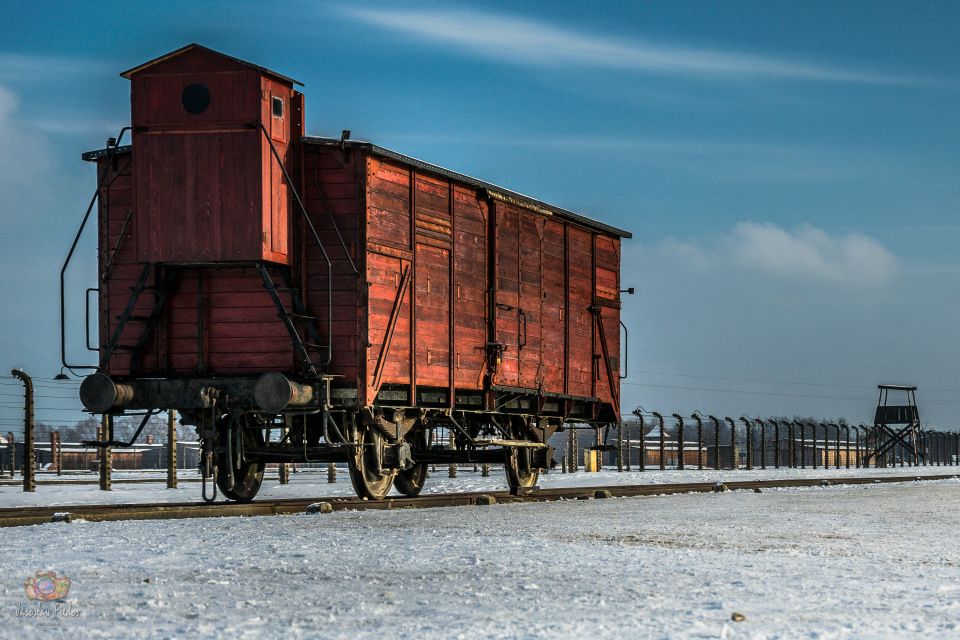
[452,186,488,389]
[361,153,622,412]
[95,137,621,416]
[566,226,594,399]
[129,46,296,266]
[300,147,364,389]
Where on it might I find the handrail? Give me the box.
[260,124,335,366]
[61,126,131,373]
[85,288,99,352]
[311,160,360,275]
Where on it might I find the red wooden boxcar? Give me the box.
[73,44,631,501]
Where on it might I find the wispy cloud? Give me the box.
[652,222,899,287]
[374,131,897,184]
[336,6,926,86]
[0,84,56,228]
[23,117,128,137]
[0,52,113,81]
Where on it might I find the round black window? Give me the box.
[181,83,210,114]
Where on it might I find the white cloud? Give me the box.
[619,224,960,423]
[652,222,899,287]
[337,6,925,85]
[728,222,898,286]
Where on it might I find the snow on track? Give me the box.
[0,465,956,508]
[1,478,959,638]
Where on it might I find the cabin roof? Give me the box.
[120,43,302,86]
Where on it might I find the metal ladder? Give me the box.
[257,263,327,379]
[100,263,180,375]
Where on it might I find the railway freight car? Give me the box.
[67,44,631,501]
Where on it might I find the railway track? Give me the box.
[1,473,956,528]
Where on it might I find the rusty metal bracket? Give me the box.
[589,305,620,420]
[370,265,412,398]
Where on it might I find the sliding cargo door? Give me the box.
[566,227,594,398]
[540,219,566,395]
[491,202,543,391]
[592,234,621,415]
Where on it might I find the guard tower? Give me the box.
[868,384,923,466]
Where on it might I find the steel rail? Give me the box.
[1,473,957,529]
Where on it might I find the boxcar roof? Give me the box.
[81,138,632,239]
[303,136,632,239]
[120,43,302,86]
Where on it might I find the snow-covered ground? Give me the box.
[0,465,956,507]
[1,478,958,638]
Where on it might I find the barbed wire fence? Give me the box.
[3,371,958,493]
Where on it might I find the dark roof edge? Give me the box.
[79,137,633,239]
[82,145,132,162]
[119,43,303,86]
[302,136,632,239]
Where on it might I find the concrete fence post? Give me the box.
[638,414,646,472]
[740,417,753,471]
[99,414,112,491]
[691,413,704,470]
[625,427,632,471]
[652,412,665,470]
[51,431,61,476]
[755,418,766,470]
[167,410,178,489]
[6,432,14,477]
[769,419,780,469]
[724,418,737,470]
[616,422,623,472]
[672,414,685,471]
[10,369,35,492]
[709,416,721,471]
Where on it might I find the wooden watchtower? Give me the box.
[867,384,923,466]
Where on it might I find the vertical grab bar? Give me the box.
[619,320,628,379]
[85,288,99,352]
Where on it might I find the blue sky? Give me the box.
[1,1,959,432]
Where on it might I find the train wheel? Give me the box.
[393,430,428,497]
[215,416,265,503]
[393,463,428,497]
[504,445,539,495]
[348,424,397,500]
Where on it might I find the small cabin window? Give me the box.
[272,96,284,118]
[181,83,210,115]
